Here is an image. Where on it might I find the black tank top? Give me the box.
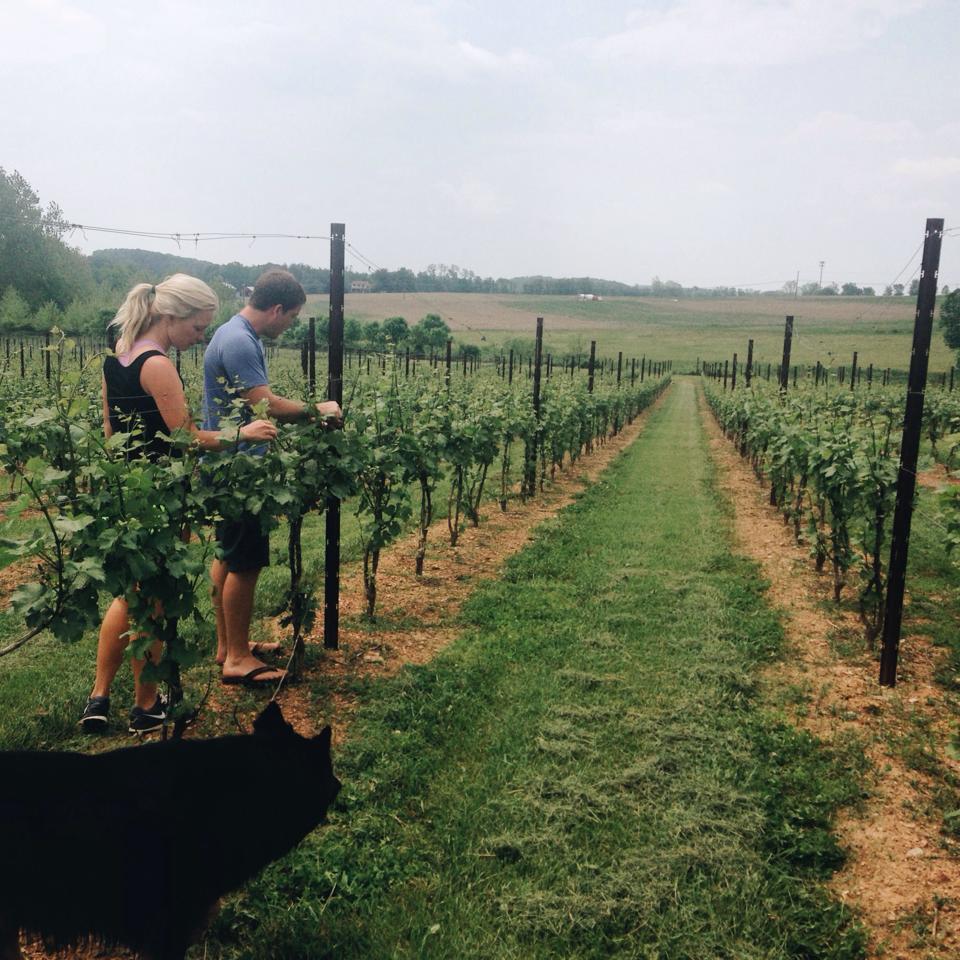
[103,350,184,461]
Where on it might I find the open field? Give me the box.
[303,291,954,373]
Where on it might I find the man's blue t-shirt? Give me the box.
[202,314,268,432]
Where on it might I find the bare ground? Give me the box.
[700,386,960,960]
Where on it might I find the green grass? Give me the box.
[889,485,960,833]
[198,380,866,959]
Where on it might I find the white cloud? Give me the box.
[580,0,929,68]
[438,179,510,218]
[593,108,701,137]
[456,40,537,73]
[695,179,734,196]
[1,0,105,66]
[788,112,917,145]
[347,3,540,81]
[892,157,960,179]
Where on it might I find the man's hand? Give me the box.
[315,400,343,427]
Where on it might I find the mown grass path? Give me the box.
[210,379,865,958]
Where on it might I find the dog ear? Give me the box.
[253,701,291,737]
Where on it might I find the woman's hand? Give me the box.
[238,419,278,443]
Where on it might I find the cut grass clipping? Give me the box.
[211,381,867,957]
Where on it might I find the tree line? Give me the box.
[3,166,956,344]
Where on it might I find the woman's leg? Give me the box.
[131,640,162,710]
[89,597,132,699]
[90,597,160,709]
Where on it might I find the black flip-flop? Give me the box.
[221,665,285,688]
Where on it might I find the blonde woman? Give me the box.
[80,274,277,733]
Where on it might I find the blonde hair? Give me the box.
[110,273,219,354]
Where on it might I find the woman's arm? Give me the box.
[139,355,277,450]
[101,376,114,439]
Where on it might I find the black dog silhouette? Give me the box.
[0,701,340,960]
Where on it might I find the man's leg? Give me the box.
[216,562,284,681]
[213,557,280,664]
[211,558,229,665]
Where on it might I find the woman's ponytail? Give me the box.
[109,274,218,354]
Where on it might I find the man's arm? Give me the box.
[242,385,341,424]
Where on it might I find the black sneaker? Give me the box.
[80,695,110,733]
[128,696,167,734]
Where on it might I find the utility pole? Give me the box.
[818,260,825,291]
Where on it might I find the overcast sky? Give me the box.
[3,0,958,289]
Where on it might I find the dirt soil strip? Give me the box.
[699,387,960,960]
[272,394,667,745]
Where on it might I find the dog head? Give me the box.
[252,701,341,816]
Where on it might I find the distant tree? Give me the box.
[61,293,117,336]
[344,318,364,347]
[840,282,862,296]
[820,283,838,296]
[893,283,905,296]
[382,316,408,345]
[0,168,91,309]
[862,287,875,296]
[883,285,894,296]
[940,290,960,350]
[31,301,63,334]
[460,344,480,361]
[415,313,450,352]
[0,286,31,332]
[362,320,384,349]
[800,282,820,295]
[370,267,417,292]
[909,279,920,296]
[944,285,951,295]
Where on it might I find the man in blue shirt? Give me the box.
[203,270,340,686]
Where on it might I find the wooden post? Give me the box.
[779,317,794,394]
[731,353,738,390]
[445,338,452,389]
[525,318,544,496]
[850,351,858,392]
[880,218,944,686]
[308,318,317,397]
[746,339,754,387]
[588,340,596,393]
[324,223,346,651]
